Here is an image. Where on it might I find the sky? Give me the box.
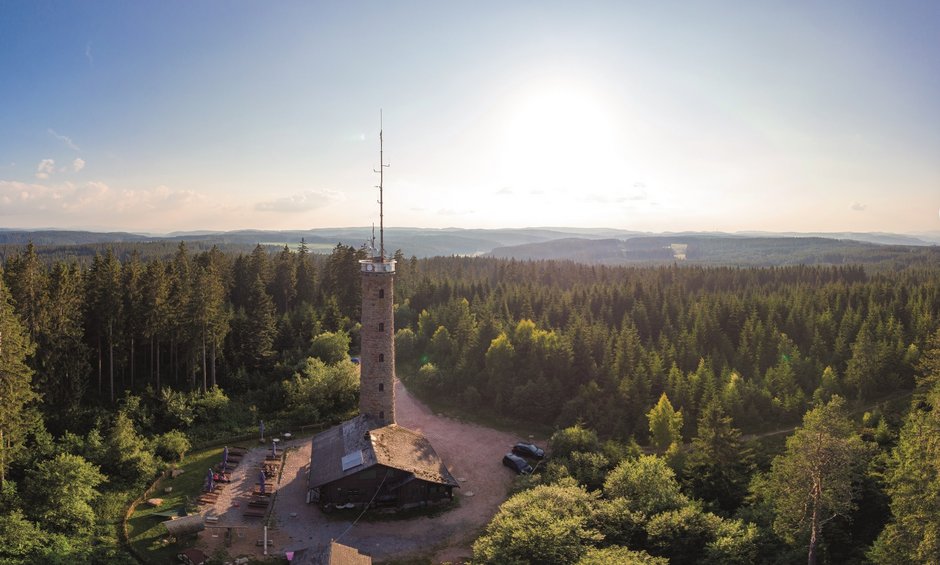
[1,1,939,235]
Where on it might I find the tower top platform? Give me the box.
[360,258,396,273]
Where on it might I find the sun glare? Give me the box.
[498,84,622,195]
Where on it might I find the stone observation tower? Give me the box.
[307,114,458,511]
[358,116,395,427]
[359,254,395,425]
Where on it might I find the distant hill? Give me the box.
[488,235,940,268]
[0,227,640,258]
[0,229,153,245]
[0,227,937,267]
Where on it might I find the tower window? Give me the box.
[379,354,385,362]
[378,322,384,332]
[379,383,384,391]
[378,289,384,299]
[379,411,385,421]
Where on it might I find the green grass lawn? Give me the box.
[126,446,228,564]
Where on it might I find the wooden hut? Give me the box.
[290,541,372,564]
[161,513,205,537]
[307,415,458,510]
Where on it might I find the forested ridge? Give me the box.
[397,257,933,437]
[1,241,939,563]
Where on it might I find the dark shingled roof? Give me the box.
[370,424,459,487]
[309,415,458,489]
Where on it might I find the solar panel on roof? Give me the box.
[341,450,363,471]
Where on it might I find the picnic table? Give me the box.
[262,463,279,475]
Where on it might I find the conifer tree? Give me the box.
[684,399,750,513]
[142,259,170,390]
[647,392,683,453]
[295,239,317,306]
[41,263,89,424]
[0,272,38,486]
[869,332,940,564]
[272,244,297,314]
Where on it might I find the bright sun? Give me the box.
[498,83,621,193]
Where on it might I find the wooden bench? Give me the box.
[243,509,266,518]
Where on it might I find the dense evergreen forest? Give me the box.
[1,240,939,563]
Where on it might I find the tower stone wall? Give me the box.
[359,259,396,426]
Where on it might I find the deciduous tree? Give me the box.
[24,453,105,534]
[473,480,602,565]
[766,396,873,564]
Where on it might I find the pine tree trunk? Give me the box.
[156,339,161,391]
[98,336,102,396]
[808,482,820,565]
[109,321,114,404]
[211,340,217,388]
[202,333,207,393]
[131,337,135,390]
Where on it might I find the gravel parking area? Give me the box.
[196,379,534,563]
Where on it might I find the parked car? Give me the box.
[512,442,545,459]
[177,548,207,565]
[502,452,533,475]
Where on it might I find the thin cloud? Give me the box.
[35,159,55,179]
[850,202,867,211]
[0,180,205,216]
[48,129,81,151]
[85,42,94,65]
[585,186,647,204]
[72,158,86,172]
[495,187,513,196]
[1,180,102,212]
[255,189,339,213]
[437,208,474,216]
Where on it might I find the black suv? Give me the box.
[512,442,545,459]
[502,452,533,475]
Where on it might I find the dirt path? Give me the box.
[195,379,532,563]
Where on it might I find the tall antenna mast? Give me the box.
[374,109,390,260]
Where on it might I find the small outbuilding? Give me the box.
[289,541,372,565]
[161,513,205,537]
[307,415,458,510]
